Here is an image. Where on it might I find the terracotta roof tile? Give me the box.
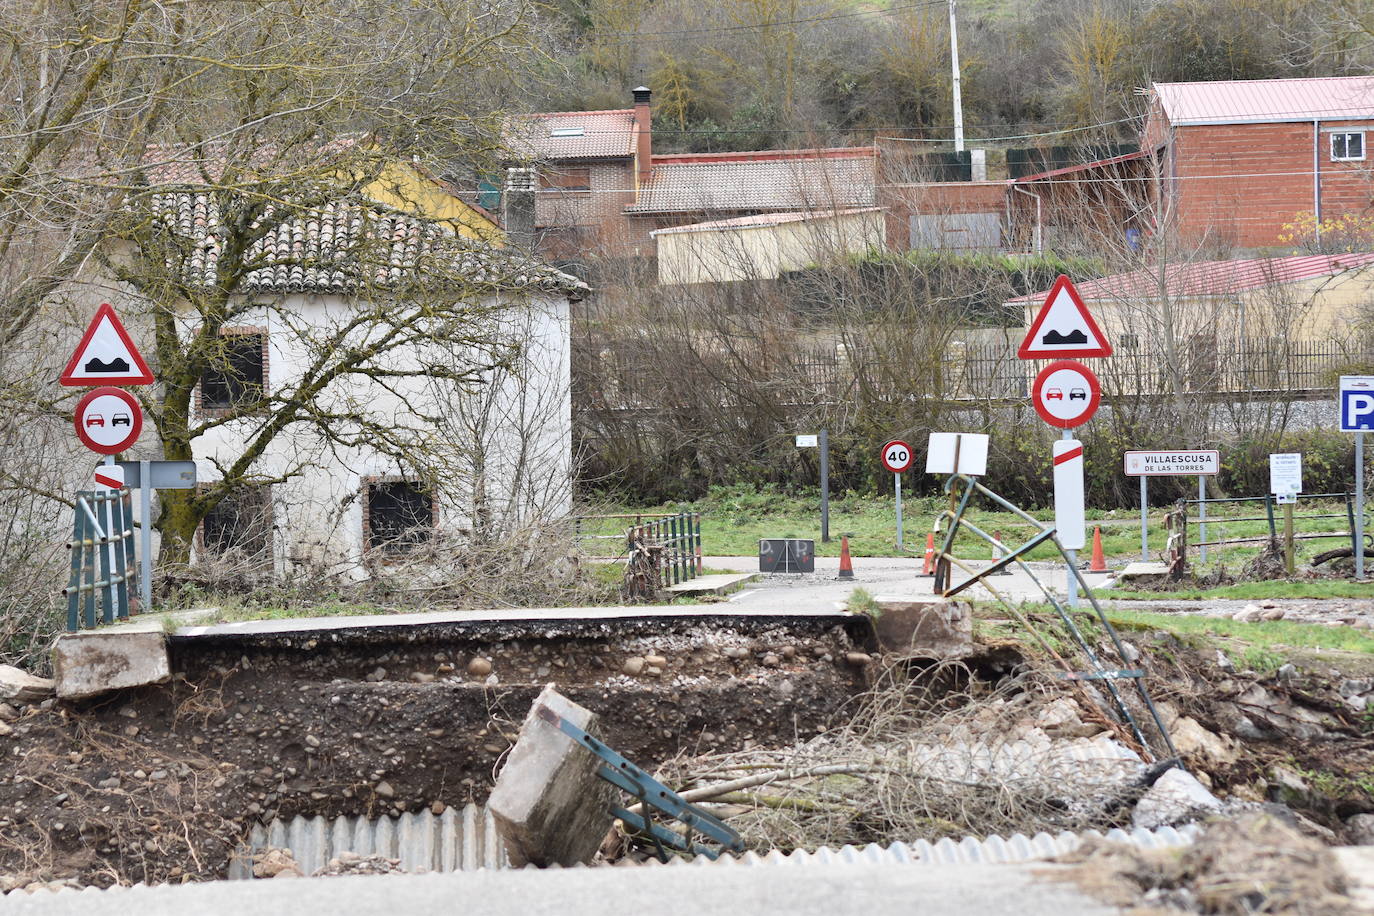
[505,110,637,160]
[150,191,586,297]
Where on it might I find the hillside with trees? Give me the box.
[529,0,1374,152]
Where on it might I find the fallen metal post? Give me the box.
[536,704,744,861]
[931,473,1178,764]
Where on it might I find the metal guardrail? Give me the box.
[63,488,138,630]
[575,512,703,599]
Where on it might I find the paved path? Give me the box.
[7,862,1120,916]
[703,555,1113,613]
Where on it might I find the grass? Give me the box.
[1093,605,1374,655]
[846,587,880,616]
[1107,580,1374,601]
[580,485,1359,572]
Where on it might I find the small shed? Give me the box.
[651,208,885,285]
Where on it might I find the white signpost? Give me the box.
[1019,275,1110,607]
[797,431,829,542]
[1124,450,1222,562]
[1269,453,1302,497]
[1053,439,1086,550]
[1340,376,1373,579]
[64,304,153,617]
[881,439,915,549]
[1270,453,1303,575]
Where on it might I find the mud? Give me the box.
[0,620,868,889]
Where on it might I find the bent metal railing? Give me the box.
[577,512,702,600]
[64,488,138,630]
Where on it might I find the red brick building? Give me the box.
[1144,76,1374,249]
[507,89,875,261]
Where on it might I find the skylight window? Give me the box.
[550,126,585,138]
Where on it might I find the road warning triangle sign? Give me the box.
[59,303,154,387]
[1017,275,1112,360]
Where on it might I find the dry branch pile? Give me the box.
[654,662,1148,851]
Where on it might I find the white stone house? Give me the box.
[107,188,587,575]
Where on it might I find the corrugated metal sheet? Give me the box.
[228,805,508,878]
[1154,75,1374,125]
[232,806,1195,878]
[627,153,875,214]
[633,824,1200,868]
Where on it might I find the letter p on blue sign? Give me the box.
[1341,376,1374,431]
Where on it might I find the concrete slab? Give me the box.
[869,598,973,656]
[1117,562,1170,580]
[487,686,614,867]
[51,630,170,700]
[663,572,759,596]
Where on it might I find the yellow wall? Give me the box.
[656,210,885,285]
[361,161,504,244]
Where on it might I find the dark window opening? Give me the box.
[540,166,591,192]
[367,481,434,551]
[1119,332,1139,349]
[201,333,265,409]
[202,485,273,559]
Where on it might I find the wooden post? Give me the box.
[1284,500,1295,575]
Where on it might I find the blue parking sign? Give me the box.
[1341,376,1374,431]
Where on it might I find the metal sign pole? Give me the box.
[1198,476,1207,564]
[1140,476,1149,562]
[1062,428,1078,608]
[140,459,153,613]
[102,455,122,619]
[819,428,830,544]
[1357,431,1366,580]
[895,471,903,550]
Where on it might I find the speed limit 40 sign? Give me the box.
[880,440,914,474]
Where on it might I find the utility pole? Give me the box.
[948,0,965,153]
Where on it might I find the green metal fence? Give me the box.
[575,511,703,588]
[64,488,138,631]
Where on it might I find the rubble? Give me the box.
[0,664,55,703]
[1131,767,1222,829]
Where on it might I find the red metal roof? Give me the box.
[1006,254,1374,303]
[1153,76,1374,125]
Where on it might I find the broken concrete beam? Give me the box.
[52,630,171,700]
[0,665,55,703]
[487,684,615,867]
[1115,562,1170,584]
[869,598,973,656]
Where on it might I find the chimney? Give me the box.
[633,86,652,186]
[503,166,536,251]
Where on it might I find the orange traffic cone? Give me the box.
[1090,526,1108,572]
[838,535,854,579]
[919,533,936,577]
